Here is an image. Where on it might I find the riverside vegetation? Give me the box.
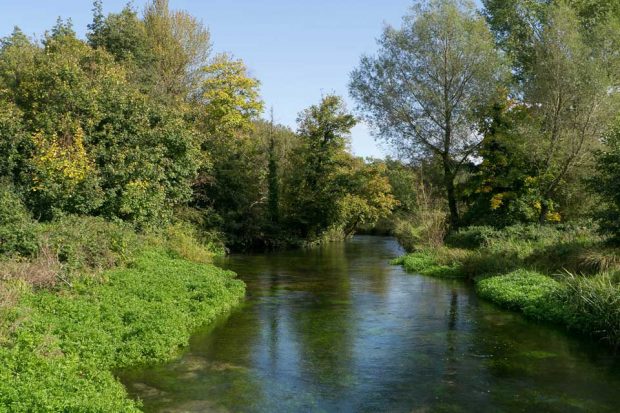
[2,0,620,411]
[392,224,620,350]
[353,0,620,352]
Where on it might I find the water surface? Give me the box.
[120,236,620,412]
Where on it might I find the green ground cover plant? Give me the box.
[0,249,245,412]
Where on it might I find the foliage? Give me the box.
[145,221,222,263]
[384,159,418,215]
[591,125,620,244]
[41,215,140,276]
[392,249,465,278]
[283,95,356,239]
[463,94,543,226]
[281,95,396,241]
[335,158,398,236]
[198,54,263,137]
[560,272,620,350]
[0,249,245,412]
[0,22,201,227]
[522,2,617,222]
[476,270,564,321]
[0,100,27,182]
[392,176,447,251]
[350,0,504,228]
[0,185,38,257]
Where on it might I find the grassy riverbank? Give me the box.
[0,216,245,412]
[393,224,620,350]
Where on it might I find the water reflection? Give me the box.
[119,236,620,412]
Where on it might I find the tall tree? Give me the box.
[524,2,617,222]
[350,0,503,228]
[267,108,280,224]
[591,125,620,244]
[143,0,211,100]
[283,95,356,239]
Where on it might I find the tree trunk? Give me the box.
[443,158,459,230]
[538,202,549,225]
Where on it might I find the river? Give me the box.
[119,236,620,412]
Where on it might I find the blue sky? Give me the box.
[0,0,477,158]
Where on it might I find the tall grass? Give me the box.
[560,272,620,350]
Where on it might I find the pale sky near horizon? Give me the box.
[0,0,480,158]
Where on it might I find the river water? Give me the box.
[119,236,620,412]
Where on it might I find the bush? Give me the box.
[445,225,498,249]
[145,222,225,264]
[591,127,620,244]
[0,186,39,257]
[41,215,141,275]
[393,214,446,252]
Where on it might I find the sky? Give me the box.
[1,0,435,158]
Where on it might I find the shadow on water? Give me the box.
[118,236,620,413]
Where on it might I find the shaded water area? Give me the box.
[119,236,620,412]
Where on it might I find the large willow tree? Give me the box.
[350,0,503,228]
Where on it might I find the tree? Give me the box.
[87,2,152,69]
[483,0,620,83]
[143,0,211,100]
[267,108,279,224]
[462,94,541,226]
[197,53,263,138]
[350,0,504,229]
[190,54,265,248]
[335,158,398,236]
[591,125,620,244]
[89,0,211,102]
[524,2,617,222]
[0,27,200,226]
[283,95,357,239]
[482,0,548,84]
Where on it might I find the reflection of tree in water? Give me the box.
[288,241,357,398]
[441,289,459,389]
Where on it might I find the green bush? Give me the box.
[0,249,246,412]
[145,222,225,264]
[591,127,620,244]
[445,225,498,249]
[41,215,141,275]
[0,186,39,257]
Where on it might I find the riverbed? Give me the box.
[119,236,620,412]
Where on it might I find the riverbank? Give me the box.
[0,217,245,412]
[392,224,620,350]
